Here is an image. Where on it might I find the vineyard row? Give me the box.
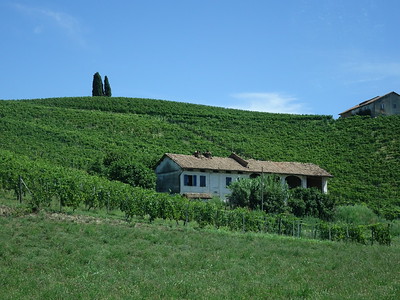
[0,150,391,245]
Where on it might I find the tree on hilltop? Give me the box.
[92,72,104,96]
[104,76,112,97]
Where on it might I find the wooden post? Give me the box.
[106,192,110,214]
[261,167,264,212]
[297,220,301,238]
[292,221,295,237]
[18,175,23,203]
[371,228,374,246]
[264,215,268,233]
[278,218,282,235]
[184,204,189,226]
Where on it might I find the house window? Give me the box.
[380,103,385,110]
[200,175,206,187]
[393,103,397,109]
[184,175,197,186]
[226,177,232,187]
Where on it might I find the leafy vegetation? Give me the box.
[92,72,104,96]
[0,148,392,245]
[289,187,336,221]
[0,96,399,297]
[104,75,112,97]
[228,175,290,213]
[0,96,399,216]
[334,204,381,225]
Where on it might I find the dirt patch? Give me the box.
[0,205,169,230]
[0,204,127,226]
[0,205,13,216]
[45,212,127,226]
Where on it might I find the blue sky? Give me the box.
[1,0,400,116]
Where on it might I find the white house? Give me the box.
[339,91,400,118]
[155,152,333,199]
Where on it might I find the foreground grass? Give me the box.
[0,213,399,300]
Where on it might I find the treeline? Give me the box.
[0,150,391,245]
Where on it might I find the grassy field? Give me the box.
[1,204,399,299]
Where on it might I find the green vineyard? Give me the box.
[1,96,399,215]
[0,96,399,243]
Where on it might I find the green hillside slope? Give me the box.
[1,97,399,214]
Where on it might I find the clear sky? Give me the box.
[1,0,399,116]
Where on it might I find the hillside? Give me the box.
[0,97,399,214]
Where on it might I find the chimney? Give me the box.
[229,152,248,167]
[203,151,212,158]
[193,150,201,158]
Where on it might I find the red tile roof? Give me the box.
[161,153,333,177]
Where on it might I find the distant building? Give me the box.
[339,91,400,118]
[155,152,333,200]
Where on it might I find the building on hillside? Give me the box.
[155,152,333,200]
[339,91,400,118]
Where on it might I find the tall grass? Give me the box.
[0,214,399,299]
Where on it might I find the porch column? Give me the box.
[301,176,307,188]
[322,177,328,194]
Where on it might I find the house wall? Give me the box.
[344,93,400,117]
[155,158,181,193]
[371,93,400,117]
[179,171,328,199]
[350,103,374,117]
[180,170,247,199]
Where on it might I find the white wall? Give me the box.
[180,170,248,199]
[178,170,328,199]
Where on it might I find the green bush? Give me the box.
[335,204,379,225]
[369,223,391,246]
[289,188,335,221]
[228,175,289,214]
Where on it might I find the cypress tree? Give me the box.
[104,76,112,97]
[92,72,104,96]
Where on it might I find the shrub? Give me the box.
[334,204,379,225]
[287,197,306,217]
[289,187,335,221]
[228,175,289,214]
